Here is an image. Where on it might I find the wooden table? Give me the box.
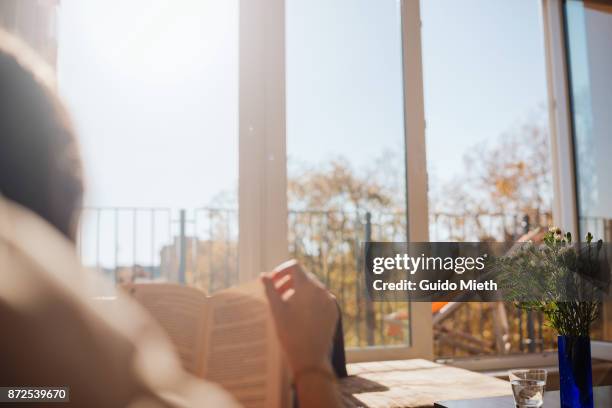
[435,385,612,407]
[340,359,512,408]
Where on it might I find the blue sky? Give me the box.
[57,0,549,266]
[59,0,548,208]
[286,0,549,202]
[58,0,239,209]
[421,0,548,184]
[286,0,405,168]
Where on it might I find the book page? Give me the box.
[122,283,208,376]
[201,281,286,408]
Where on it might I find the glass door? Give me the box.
[565,0,612,345]
[420,0,555,359]
[285,0,431,360]
[59,0,240,294]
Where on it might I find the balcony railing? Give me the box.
[79,206,565,356]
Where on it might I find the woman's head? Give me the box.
[0,31,83,242]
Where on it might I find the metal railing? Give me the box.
[79,207,564,355]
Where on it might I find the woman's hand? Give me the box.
[261,260,339,376]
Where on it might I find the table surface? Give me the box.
[434,385,612,408]
[340,359,512,408]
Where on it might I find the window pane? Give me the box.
[565,0,612,343]
[286,0,410,348]
[58,0,239,293]
[421,0,553,358]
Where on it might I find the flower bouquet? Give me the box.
[495,228,610,408]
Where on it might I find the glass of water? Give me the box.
[509,369,547,408]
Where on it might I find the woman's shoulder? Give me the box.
[0,196,239,408]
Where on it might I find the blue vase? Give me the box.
[557,336,593,408]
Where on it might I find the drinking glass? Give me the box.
[509,369,547,408]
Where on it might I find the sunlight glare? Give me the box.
[65,0,234,80]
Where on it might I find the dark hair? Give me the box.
[0,31,83,242]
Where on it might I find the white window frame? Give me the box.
[238,0,433,362]
[347,0,433,363]
[457,0,612,370]
[421,0,573,370]
[544,0,612,361]
[452,0,612,370]
[543,0,579,238]
[238,0,611,365]
[238,0,289,280]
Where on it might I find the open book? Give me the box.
[122,281,289,408]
